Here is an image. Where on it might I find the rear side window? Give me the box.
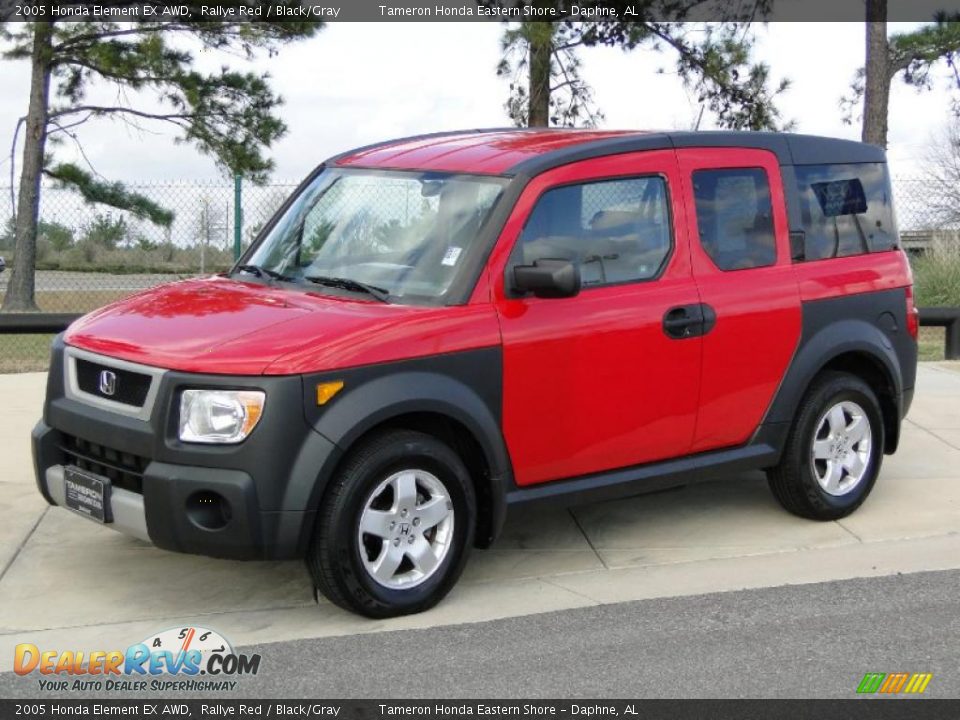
[518,176,672,288]
[794,162,898,260]
[692,168,777,271]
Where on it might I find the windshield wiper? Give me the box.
[235,264,294,282]
[304,275,391,303]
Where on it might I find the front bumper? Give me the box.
[40,460,149,542]
[33,338,343,560]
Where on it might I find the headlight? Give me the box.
[179,390,265,444]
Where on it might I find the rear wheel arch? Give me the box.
[816,351,901,453]
[765,319,904,454]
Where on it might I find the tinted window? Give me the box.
[794,163,898,260]
[518,176,672,288]
[692,168,777,271]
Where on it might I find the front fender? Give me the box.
[290,349,511,540]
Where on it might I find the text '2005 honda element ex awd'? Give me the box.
[34,129,917,617]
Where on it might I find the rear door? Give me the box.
[676,148,802,452]
[487,150,704,486]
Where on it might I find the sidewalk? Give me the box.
[1,365,958,670]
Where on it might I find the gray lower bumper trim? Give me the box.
[44,465,151,543]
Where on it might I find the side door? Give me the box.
[676,148,802,453]
[487,150,704,487]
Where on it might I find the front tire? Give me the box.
[307,430,476,618]
[767,371,884,520]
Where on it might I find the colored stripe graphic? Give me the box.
[880,673,909,693]
[857,673,885,694]
[857,672,932,694]
[904,673,933,694]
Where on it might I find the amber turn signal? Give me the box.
[316,381,344,406]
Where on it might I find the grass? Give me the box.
[919,326,946,362]
[6,245,234,276]
[35,290,132,313]
[0,290,135,373]
[910,240,957,362]
[911,240,960,308]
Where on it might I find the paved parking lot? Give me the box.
[1,364,959,672]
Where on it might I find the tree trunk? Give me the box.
[2,21,53,313]
[862,0,890,148]
[527,24,552,127]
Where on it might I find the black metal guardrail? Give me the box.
[1,309,959,359]
[919,307,960,360]
[0,313,81,334]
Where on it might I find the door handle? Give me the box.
[663,304,716,339]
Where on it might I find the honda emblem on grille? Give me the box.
[98,370,117,397]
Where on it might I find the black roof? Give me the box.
[509,130,886,177]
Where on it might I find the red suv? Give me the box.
[33,129,918,617]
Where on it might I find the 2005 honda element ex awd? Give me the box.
[33,129,918,617]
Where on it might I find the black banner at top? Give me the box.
[0,0,958,22]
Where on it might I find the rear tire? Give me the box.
[767,371,884,520]
[307,430,476,618]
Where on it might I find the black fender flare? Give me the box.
[763,317,903,443]
[290,369,512,545]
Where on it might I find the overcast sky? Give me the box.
[0,21,955,187]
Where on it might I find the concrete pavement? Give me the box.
[0,364,958,672]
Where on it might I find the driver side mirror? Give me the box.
[513,258,580,299]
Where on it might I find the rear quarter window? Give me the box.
[794,162,898,260]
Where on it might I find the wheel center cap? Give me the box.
[391,513,421,542]
[832,436,850,458]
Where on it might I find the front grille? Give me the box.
[60,434,148,494]
[75,359,152,408]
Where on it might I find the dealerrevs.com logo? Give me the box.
[14,626,261,692]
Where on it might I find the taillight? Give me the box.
[905,285,919,341]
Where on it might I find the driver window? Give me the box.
[517,176,673,288]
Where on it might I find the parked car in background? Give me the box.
[32,129,917,617]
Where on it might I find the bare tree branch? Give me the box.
[48,118,102,180]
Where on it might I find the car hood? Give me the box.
[64,276,499,376]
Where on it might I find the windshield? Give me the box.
[241,168,508,302]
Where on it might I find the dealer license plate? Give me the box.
[63,466,112,523]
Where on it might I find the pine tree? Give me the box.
[493,2,792,131]
[1,11,323,311]
[844,7,960,148]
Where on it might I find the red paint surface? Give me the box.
[485,150,703,486]
[336,129,646,175]
[792,249,913,301]
[65,276,501,375]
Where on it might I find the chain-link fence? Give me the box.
[0,179,297,305]
[0,179,296,371]
[0,173,954,372]
[893,176,957,233]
